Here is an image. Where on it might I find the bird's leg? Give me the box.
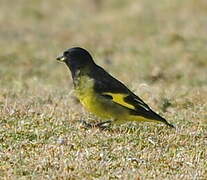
[94,120,112,129]
[79,119,112,129]
[79,120,93,128]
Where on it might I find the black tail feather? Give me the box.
[153,112,175,128]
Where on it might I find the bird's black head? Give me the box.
[56,47,95,75]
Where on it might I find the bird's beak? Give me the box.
[56,55,66,62]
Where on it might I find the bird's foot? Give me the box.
[79,120,111,130]
[79,120,93,128]
[94,120,112,130]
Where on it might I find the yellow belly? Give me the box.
[77,90,117,119]
[74,75,122,120]
[74,75,160,124]
[76,90,153,123]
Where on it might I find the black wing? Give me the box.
[89,64,174,128]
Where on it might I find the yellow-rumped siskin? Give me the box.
[56,47,174,128]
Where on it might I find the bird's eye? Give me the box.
[64,51,69,56]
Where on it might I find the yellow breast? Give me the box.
[74,76,114,119]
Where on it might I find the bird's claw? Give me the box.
[79,120,111,130]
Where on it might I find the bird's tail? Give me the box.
[152,111,175,128]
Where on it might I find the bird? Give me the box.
[56,47,174,128]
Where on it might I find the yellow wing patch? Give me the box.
[102,92,136,110]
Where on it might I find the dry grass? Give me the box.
[0,0,207,179]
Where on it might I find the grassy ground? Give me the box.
[0,0,207,179]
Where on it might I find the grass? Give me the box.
[0,0,207,179]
